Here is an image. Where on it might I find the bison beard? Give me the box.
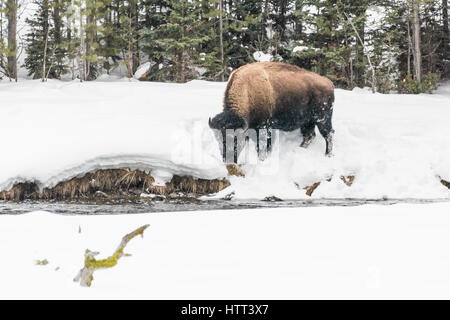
[209,62,335,163]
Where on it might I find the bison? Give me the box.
[209,62,335,162]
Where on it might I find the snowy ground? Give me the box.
[1,78,450,299]
[2,203,450,299]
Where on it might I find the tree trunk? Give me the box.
[178,1,185,83]
[177,50,185,83]
[67,14,75,80]
[279,0,287,41]
[52,0,63,79]
[354,16,366,87]
[79,4,85,82]
[443,0,449,57]
[6,0,17,81]
[407,16,412,76]
[294,0,303,40]
[219,0,224,81]
[131,0,139,75]
[412,0,422,82]
[262,0,269,39]
[42,28,49,81]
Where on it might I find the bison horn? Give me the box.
[208,117,212,128]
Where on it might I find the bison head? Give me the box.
[208,110,247,131]
[209,110,248,163]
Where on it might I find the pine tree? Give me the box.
[15,0,446,90]
[141,0,209,82]
[95,0,121,75]
[23,0,55,79]
[84,0,101,79]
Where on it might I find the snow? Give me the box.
[133,62,151,79]
[293,46,309,53]
[366,6,386,33]
[0,79,449,199]
[253,51,273,62]
[2,203,450,299]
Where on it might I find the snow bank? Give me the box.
[0,79,449,199]
[0,79,227,191]
[3,203,450,299]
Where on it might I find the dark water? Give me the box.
[1,198,449,215]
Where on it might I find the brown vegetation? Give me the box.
[0,169,229,202]
[0,182,40,201]
[340,175,355,187]
[301,175,355,197]
[226,164,245,177]
[304,182,321,197]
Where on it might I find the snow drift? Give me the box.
[0,79,449,200]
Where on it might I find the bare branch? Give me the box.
[74,224,150,287]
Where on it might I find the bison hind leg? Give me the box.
[300,121,316,149]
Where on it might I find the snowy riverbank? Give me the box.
[2,203,450,299]
[1,79,449,199]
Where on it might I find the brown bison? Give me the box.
[209,62,335,162]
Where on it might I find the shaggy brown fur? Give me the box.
[0,169,230,202]
[225,62,334,126]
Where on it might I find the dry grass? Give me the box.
[301,175,354,196]
[304,182,321,196]
[0,169,230,202]
[441,178,450,189]
[0,182,40,201]
[340,175,355,187]
[226,164,245,177]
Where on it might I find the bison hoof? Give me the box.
[300,136,315,148]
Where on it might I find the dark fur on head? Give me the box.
[209,110,247,130]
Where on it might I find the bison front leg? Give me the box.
[300,121,316,149]
[267,127,272,153]
[316,117,334,156]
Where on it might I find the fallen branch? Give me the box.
[74,224,150,287]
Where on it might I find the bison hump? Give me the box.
[224,65,275,120]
